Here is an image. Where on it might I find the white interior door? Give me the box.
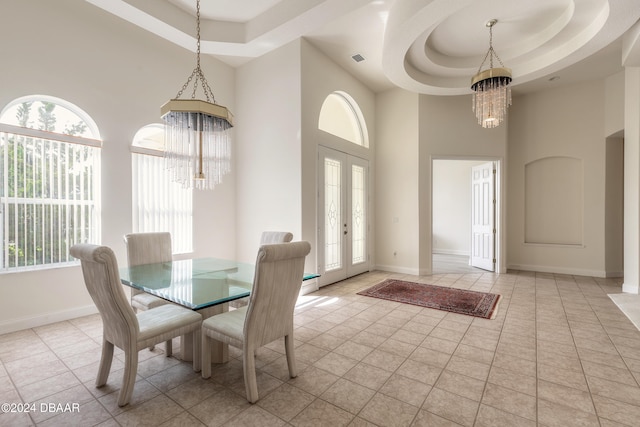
[471,162,495,271]
[318,146,369,286]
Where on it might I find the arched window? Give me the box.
[0,95,101,271]
[131,124,193,254]
[318,91,369,147]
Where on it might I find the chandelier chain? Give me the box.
[174,0,217,104]
[476,22,507,74]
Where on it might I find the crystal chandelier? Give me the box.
[161,0,233,190]
[471,19,512,129]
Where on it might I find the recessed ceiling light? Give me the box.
[351,53,365,63]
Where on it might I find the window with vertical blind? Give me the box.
[0,95,102,272]
[131,124,193,254]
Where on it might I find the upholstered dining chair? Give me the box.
[259,231,293,244]
[229,231,294,310]
[70,244,202,407]
[123,232,173,312]
[201,240,311,403]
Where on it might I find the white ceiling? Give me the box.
[86,0,640,95]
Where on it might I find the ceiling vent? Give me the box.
[351,53,365,63]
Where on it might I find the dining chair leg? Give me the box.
[243,346,259,403]
[284,334,297,378]
[118,349,139,407]
[192,329,201,372]
[181,334,193,361]
[96,339,114,387]
[201,333,212,379]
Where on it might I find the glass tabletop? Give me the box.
[119,257,320,311]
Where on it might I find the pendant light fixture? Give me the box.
[471,19,512,128]
[161,0,233,190]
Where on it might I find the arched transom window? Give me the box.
[318,91,369,148]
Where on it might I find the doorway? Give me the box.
[317,146,370,286]
[432,158,501,273]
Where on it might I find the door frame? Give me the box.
[431,156,504,274]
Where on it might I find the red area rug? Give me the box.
[358,279,501,319]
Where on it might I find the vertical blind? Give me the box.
[0,126,101,271]
[132,152,193,254]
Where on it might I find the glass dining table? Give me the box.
[119,257,319,362]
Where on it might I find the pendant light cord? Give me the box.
[174,0,217,104]
[475,20,507,74]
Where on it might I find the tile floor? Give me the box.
[2,269,640,426]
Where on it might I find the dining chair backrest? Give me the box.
[70,244,138,348]
[259,231,293,245]
[244,241,311,348]
[124,232,172,267]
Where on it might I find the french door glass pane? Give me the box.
[325,157,341,271]
[352,164,365,264]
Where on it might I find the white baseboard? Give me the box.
[433,249,469,256]
[0,305,99,335]
[300,279,319,295]
[622,282,640,294]
[507,263,607,278]
[374,264,421,276]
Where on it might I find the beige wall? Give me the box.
[235,40,303,264]
[0,0,237,333]
[375,88,420,274]
[508,81,608,276]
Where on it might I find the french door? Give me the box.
[470,161,495,271]
[318,146,369,286]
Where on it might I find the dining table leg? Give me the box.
[197,302,230,363]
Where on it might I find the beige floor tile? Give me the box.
[538,380,595,413]
[422,387,479,427]
[434,370,484,401]
[224,405,287,426]
[445,356,490,382]
[409,346,451,368]
[334,342,378,360]
[288,366,340,396]
[581,359,638,386]
[257,383,315,421]
[343,362,392,390]
[537,399,600,427]
[474,404,535,427]
[481,383,536,421]
[361,348,405,372]
[313,352,358,377]
[537,362,589,391]
[165,377,226,409]
[358,393,418,427]
[419,336,459,355]
[411,409,465,426]
[378,373,431,407]
[158,411,207,426]
[487,366,536,396]
[188,389,251,426]
[290,398,354,427]
[308,332,348,351]
[586,375,640,406]
[320,378,376,414]
[395,359,442,386]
